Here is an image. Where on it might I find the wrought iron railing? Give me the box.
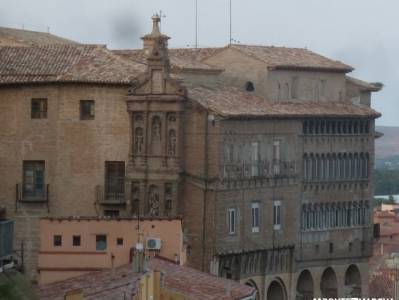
[96,181,125,205]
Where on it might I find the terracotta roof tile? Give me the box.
[37,258,255,300]
[37,264,143,300]
[188,86,380,119]
[0,45,146,85]
[149,258,255,300]
[346,76,383,92]
[0,27,79,46]
[229,44,353,72]
[113,48,223,72]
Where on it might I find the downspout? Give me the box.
[202,111,209,271]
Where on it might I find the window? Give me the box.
[73,235,81,247]
[329,242,334,253]
[53,235,62,247]
[251,142,259,176]
[273,201,282,230]
[117,238,124,246]
[291,77,299,99]
[31,98,47,119]
[245,81,255,92]
[80,100,95,120]
[251,202,260,233]
[273,140,281,175]
[228,208,237,235]
[96,235,107,251]
[105,161,125,200]
[23,161,45,200]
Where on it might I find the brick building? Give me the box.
[0,16,381,299]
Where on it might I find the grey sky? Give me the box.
[0,0,397,126]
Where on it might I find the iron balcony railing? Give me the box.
[223,160,297,180]
[16,183,49,203]
[0,219,14,260]
[96,179,125,205]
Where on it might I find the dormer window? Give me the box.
[245,81,255,92]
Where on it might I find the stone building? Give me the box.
[0,16,382,299]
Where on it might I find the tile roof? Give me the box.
[346,76,383,92]
[37,258,255,300]
[37,264,143,300]
[188,86,381,119]
[0,27,79,46]
[228,44,353,72]
[149,258,255,300]
[113,48,223,72]
[114,44,352,73]
[0,45,146,85]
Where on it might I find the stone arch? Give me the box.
[296,270,314,300]
[345,264,362,297]
[245,279,260,300]
[267,278,287,300]
[320,267,338,298]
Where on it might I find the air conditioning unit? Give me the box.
[146,238,162,250]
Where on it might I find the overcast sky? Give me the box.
[0,0,397,126]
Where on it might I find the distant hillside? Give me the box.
[376,126,399,159]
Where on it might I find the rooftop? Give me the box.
[228,44,353,72]
[0,26,79,47]
[0,44,145,85]
[37,262,143,300]
[37,257,255,300]
[188,86,381,119]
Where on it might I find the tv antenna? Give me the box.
[194,0,199,48]
[229,0,232,44]
[158,10,166,31]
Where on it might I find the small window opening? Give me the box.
[245,81,255,92]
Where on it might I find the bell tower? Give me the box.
[126,15,186,218]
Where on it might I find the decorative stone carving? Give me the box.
[168,129,177,156]
[134,127,144,155]
[148,185,160,216]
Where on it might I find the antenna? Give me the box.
[158,10,166,31]
[229,0,232,44]
[195,0,198,48]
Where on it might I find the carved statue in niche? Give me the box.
[134,127,144,155]
[168,129,177,156]
[151,116,161,142]
[168,113,176,122]
[148,185,160,216]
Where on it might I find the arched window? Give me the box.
[311,154,316,181]
[331,203,337,227]
[134,127,144,155]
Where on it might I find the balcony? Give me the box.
[222,160,297,180]
[16,183,49,203]
[96,181,125,205]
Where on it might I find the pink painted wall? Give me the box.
[38,218,185,284]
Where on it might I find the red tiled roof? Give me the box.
[188,86,381,119]
[37,258,255,300]
[113,48,223,72]
[346,76,383,92]
[0,26,79,47]
[37,264,143,300]
[149,258,255,300]
[0,45,146,85]
[228,44,353,72]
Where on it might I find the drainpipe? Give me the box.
[202,112,210,271]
